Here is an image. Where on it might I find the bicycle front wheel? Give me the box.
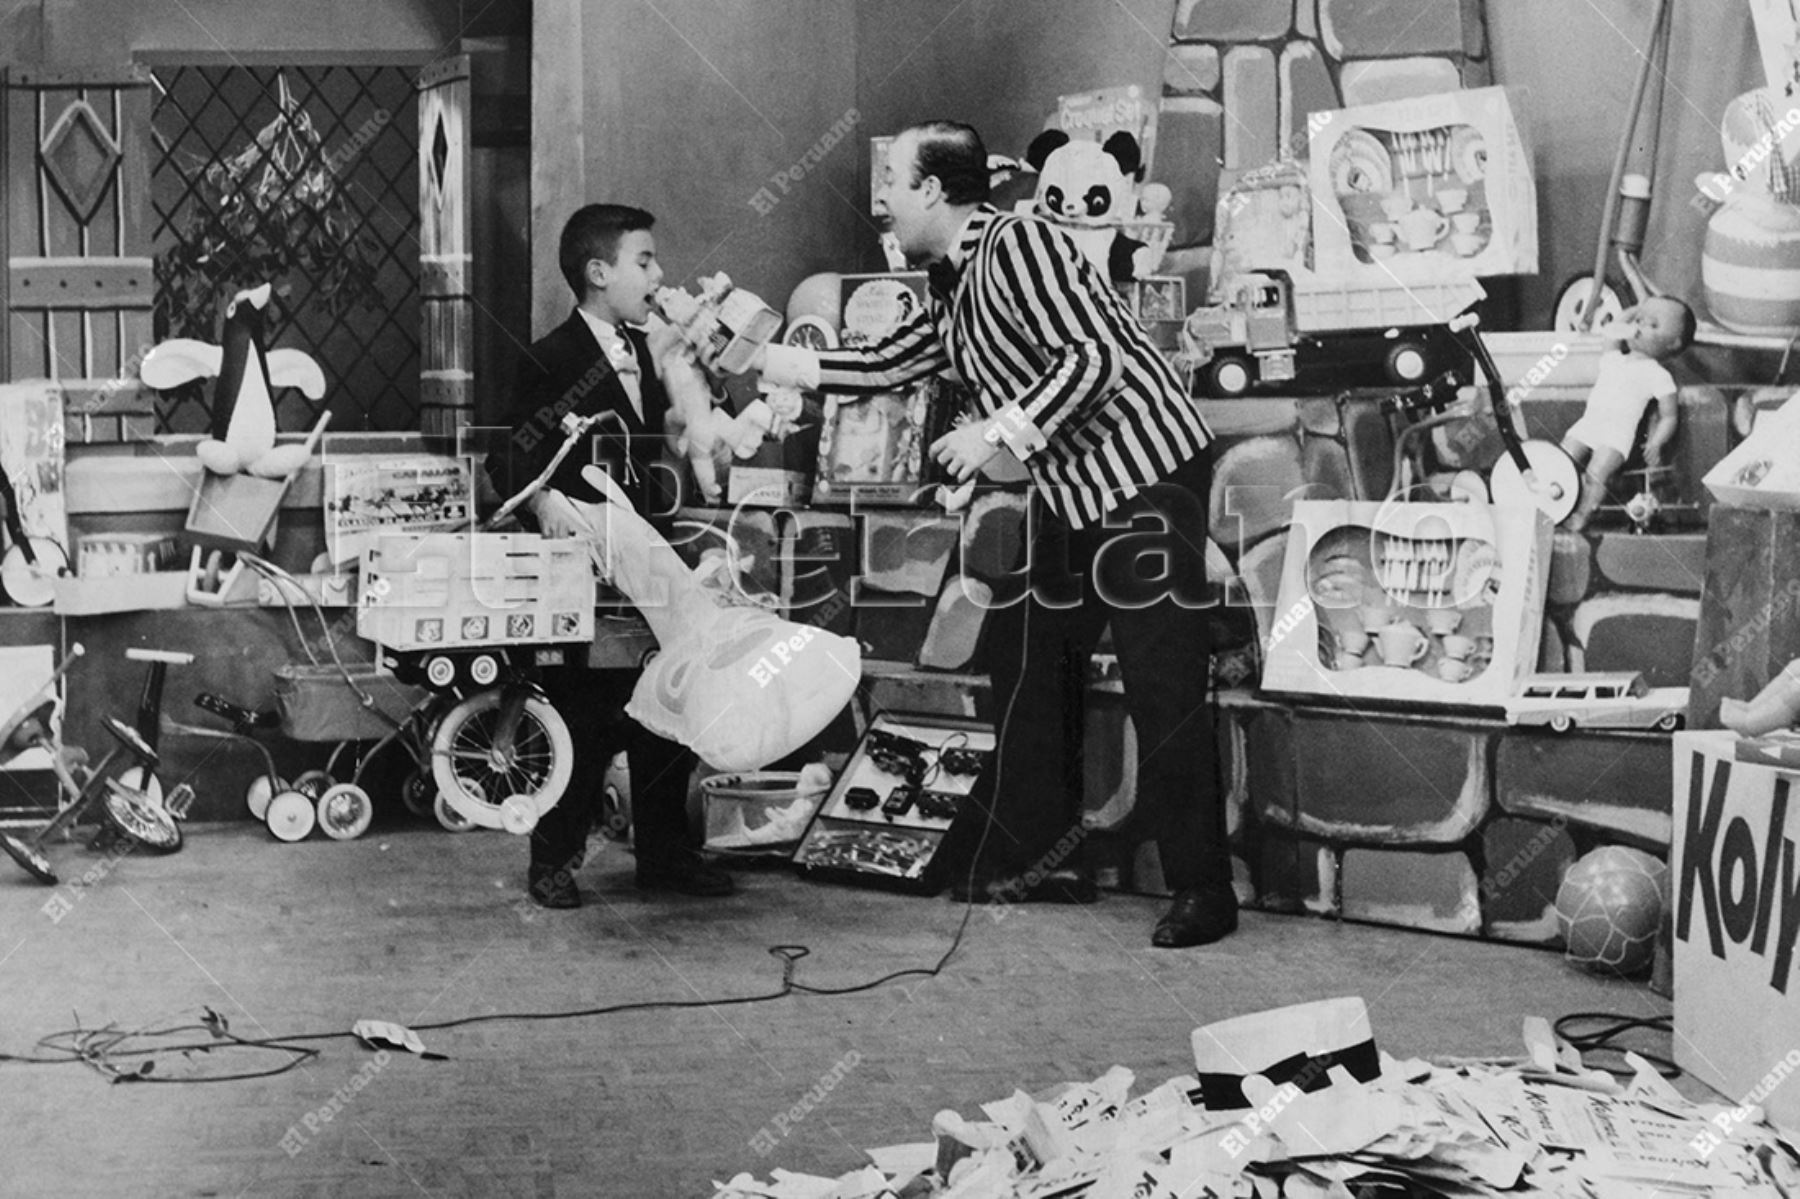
[430,689,573,833]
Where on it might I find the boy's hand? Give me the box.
[530,489,590,540]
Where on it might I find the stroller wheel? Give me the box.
[247,774,285,821]
[317,784,374,841]
[293,770,335,800]
[265,789,316,842]
[401,770,435,817]
[434,787,478,833]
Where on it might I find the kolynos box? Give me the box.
[1260,500,1551,709]
[1671,731,1800,1134]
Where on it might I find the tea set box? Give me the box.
[1260,500,1552,709]
[1307,86,1537,284]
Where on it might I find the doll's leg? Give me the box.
[1568,445,1623,531]
[1721,658,1800,736]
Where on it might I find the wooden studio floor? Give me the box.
[0,818,1692,1199]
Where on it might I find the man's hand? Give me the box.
[931,419,1003,482]
[531,489,591,540]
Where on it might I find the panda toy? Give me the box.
[1025,128,1155,283]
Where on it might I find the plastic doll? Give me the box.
[1561,294,1695,531]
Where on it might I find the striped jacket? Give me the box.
[768,206,1212,527]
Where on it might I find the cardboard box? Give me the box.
[793,712,993,893]
[1703,389,1800,510]
[1308,86,1537,284]
[1671,731,1800,1133]
[1260,500,1552,709]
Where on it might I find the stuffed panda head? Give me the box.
[1025,129,1143,227]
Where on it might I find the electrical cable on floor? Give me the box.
[1552,1011,1681,1079]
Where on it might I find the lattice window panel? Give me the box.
[150,65,421,433]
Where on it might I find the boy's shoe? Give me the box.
[528,868,581,910]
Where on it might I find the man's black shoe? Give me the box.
[527,868,581,910]
[951,866,1097,905]
[1151,887,1238,948]
[636,854,735,897]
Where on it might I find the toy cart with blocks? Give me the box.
[355,529,592,835]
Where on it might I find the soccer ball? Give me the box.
[1555,845,1668,976]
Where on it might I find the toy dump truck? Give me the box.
[1178,270,1485,396]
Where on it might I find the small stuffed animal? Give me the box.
[1025,128,1154,282]
[140,283,326,477]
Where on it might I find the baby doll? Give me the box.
[1561,294,1696,531]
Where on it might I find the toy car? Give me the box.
[1505,672,1688,733]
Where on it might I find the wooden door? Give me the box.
[3,65,157,442]
[417,55,472,438]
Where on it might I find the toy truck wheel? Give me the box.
[265,789,316,842]
[317,783,374,840]
[1384,339,1431,385]
[1205,355,1254,397]
[468,654,500,687]
[424,655,457,688]
[1656,712,1683,732]
[1549,713,1575,734]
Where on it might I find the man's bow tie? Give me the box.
[927,258,962,301]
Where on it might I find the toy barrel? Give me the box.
[1702,199,1800,335]
[700,771,828,856]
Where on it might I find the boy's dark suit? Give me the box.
[495,311,697,889]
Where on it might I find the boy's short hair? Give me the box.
[906,120,990,206]
[558,204,655,298]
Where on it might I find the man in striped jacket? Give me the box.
[759,120,1235,948]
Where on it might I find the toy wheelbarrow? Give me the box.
[184,410,332,605]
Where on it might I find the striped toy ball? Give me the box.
[1703,196,1800,335]
[1555,845,1667,976]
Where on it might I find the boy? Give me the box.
[495,203,732,907]
[1561,294,1695,530]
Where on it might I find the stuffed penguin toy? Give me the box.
[1025,129,1153,283]
[141,283,327,477]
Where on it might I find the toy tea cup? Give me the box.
[1398,207,1449,251]
[1338,626,1372,655]
[1359,601,1397,633]
[1450,232,1484,257]
[1437,657,1473,683]
[1436,187,1468,213]
[1451,211,1481,234]
[1380,192,1414,221]
[1424,608,1462,637]
[1441,633,1477,661]
[1375,620,1429,667]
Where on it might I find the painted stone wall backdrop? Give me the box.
[1157,0,1490,291]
